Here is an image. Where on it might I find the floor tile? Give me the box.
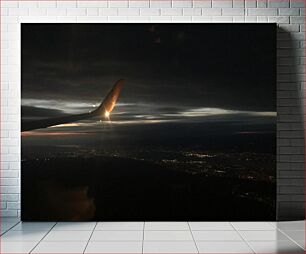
[275,221,305,231]
[239,230,291,241]
[12,222,55,231]
[145,222,190,230]
[144,230,193,241]
[193,230,243,241]
[0,230,47,242]
[52,222,96,231]
[249,240,304,253]
[189,222,234,231]
[42,230,92,242]
[96,222,144,231]
[85,241,142,253]
[232,222,275,231]
[197,241,253,253]
[90,230,143,241]
[0,221,21,234]
[1,241,37,253]
[282,230,305,249]
[143,241,198,253]
[32,241,87,253]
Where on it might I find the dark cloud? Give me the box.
[22,24,276,112]
[22,106,67,119]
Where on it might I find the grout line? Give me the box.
[187,221,200,254]
[276,227,305,251]
[141,221,145,254]
[0,220,20,236]
[29,222,57,254]
[83,221,97,254]
[268,221,277,229]
[229,222,256,254]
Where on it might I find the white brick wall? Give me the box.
[0,0,304,219]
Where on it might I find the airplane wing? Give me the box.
[22,79,125,132]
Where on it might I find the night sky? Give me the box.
[21,24,276,154]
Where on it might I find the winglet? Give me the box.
[91,79,125,118]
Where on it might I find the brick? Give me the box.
[279,8,300,15]
[77,1,107,8]
[8,8,29,16]
[129,0,149,8]
[257,16,268,22]
[279,130,304,138]
[1,210,18,217]
[99,8,118,16]
[291,139,304,146]
[140,8,160,16]
[57,1,77,8]
[257,0,267,8]
[87,8,99,16]
[2,17,18,24]
[290,16,305,24]
[161,8,183,16]
[232,0,244,7]
[108,1,129,8]
[0,170,19,178]
[19,1,38,8]
[279,170,304,178]
[212,16,233,22]
[1,202,7,210]
[47,8,67,16]
[233,16,245,22]
[172,16,192,21]
[279,147,304,154]
[38,1,57,8]
[7,202,20,210]
[245,0,256,7]
[150,16,172,22]
[247,8,278,15]
[67,8,86,16]
[192,16,212,21]
[278,179,304,186]
[127,16,150,21]
[278,195,304,202]
[0,194,19,202]
[202,8,222,15]
[0,178,19,186]
[183,8,202,16]
[193,0,212,7]
[290,0,305,7]
[118,8,140,16]
[212,0,233,8]
[1,1,18,8]
[150,0,171,8]
[278,24,300,32]
[268,0,290,8]
[62,16,79,22]
[29,8,48,16]
[172,0,192,7]
[9,163,20,170]
[1,8,8,16]
[222,8,245,15]
[279,186,304,194]
[107,16,128,21]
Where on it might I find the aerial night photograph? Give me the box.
[21,24,276,221]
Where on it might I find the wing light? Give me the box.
[105,111,110,118]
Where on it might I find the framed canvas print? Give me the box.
[21,24,276,221]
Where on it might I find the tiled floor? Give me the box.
[0,219,304,253]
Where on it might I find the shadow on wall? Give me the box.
[277,27,305,220]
